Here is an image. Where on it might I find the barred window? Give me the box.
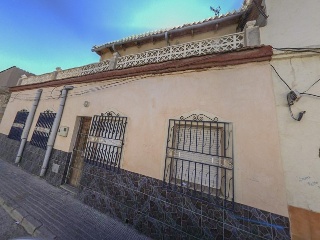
[8,110,29,141]
[30,110,56,149]
[163,114,233,206]
[84,111,127,172]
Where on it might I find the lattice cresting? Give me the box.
[21,61,111,85]
[20,32,243,85]
[80,61,110,76]
[21,72,55,85]
[116,32,244,69]
[56,67,82,80]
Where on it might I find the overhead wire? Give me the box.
[273,47,320,54]
[270,64,320,98]
[8,76,141,102]
[302,78,320,93]
[270,64,291,90]
[300,92,320,98]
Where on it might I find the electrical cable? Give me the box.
[302,78,320,93]
[270,64,291,90]
[8,77,140,102]
[270,64,320,98]
[273,47,320,54]
[301,92,320,98]
[50,86,60,100]
[9,92,22,103]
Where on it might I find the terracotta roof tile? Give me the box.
[92,1,251,52]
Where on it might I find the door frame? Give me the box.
[63,116,92,186]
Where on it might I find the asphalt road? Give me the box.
[0,206,30,240]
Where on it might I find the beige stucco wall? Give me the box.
[271,52,320,213]
[100,24,238,60]
[259,0,320,216]
[0,62,288,216]
[260,0,320,48]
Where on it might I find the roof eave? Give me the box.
[91,11,244,54]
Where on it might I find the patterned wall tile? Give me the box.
[135,191,150,214]
[166,189,184,208]
[181,208,202,239]
[147,217,164,240]
[77,163,290,240]
[272,224,291,240]
[183,195,202,214]
[202,216,224,240]
[224,203,249,232]
[270,214,291,240]
[0,134,21,163]
[162,224,185,240]
[164,201,183,230]
[133,211,149,234]
[149,196,166,222]
[245,206,273,239]
[224,223,266,240]
[201,201,224,222]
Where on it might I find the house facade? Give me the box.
[0,0,318,239]
[260,0,320,239]
[0,66,34,123]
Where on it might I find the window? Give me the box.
[8,110,29,141]
[163,114,233,205]
[84,111,127,172]
[30,110,56,149]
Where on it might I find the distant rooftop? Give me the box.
[0,66,34,88]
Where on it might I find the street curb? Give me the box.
[0,196,57,239]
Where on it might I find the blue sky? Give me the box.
[0,0,243,75]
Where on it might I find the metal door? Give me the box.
[66,117,92,187]
[84,112,127,172]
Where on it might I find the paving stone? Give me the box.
[33,225,57,239]
[10,207,29,223]
[0,159,150,240]
[21,215,42,234]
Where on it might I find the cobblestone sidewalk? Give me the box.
[0,159,150,240]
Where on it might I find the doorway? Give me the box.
[66,116,92,188]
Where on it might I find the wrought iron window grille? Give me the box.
[30,110,56,149]
[8,110,29,141]
[163,114,234,209]
[84,111,127,172]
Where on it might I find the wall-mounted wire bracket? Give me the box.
[287,90,306,121]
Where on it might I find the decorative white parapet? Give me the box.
[116,32,244,69]
[20,72,56,85]
[79,60,110,76]
[55,66,82,80]
[20,32,244,85]
[20,60,111,85]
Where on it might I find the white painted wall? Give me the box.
[271,53,320,212]
[0,62,288,216]
[260,0,320,214]
[260,0,320,48]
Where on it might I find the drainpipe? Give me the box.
[40,86,73,177]
[15,89,43,164]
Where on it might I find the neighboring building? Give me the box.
[0,88,10,123]
[260,1,320,239]
[0,0,319,239]
[0,66,34,123]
